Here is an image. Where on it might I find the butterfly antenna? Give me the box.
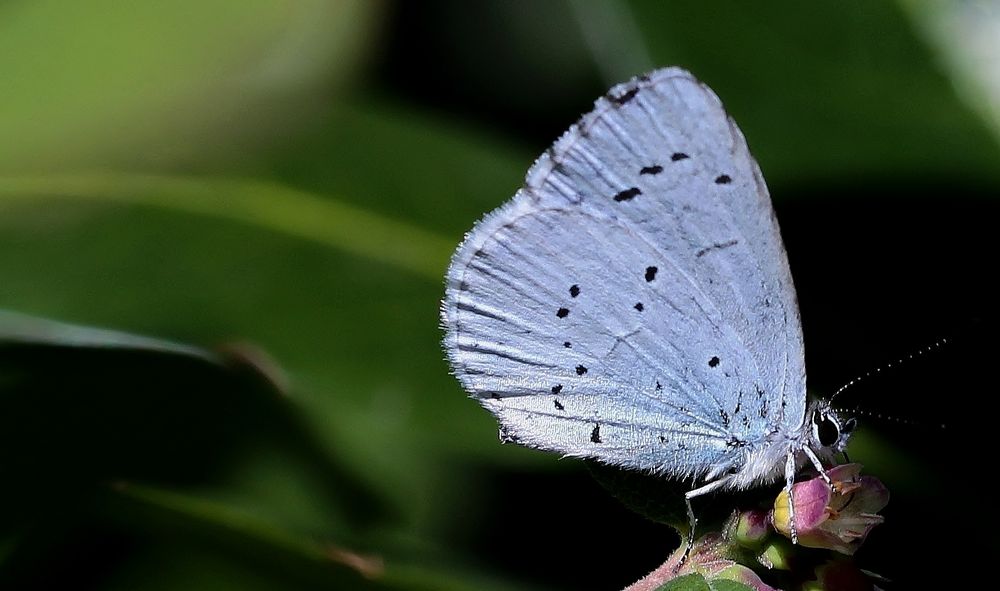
[834,406,942,429]
[829,337,950,403]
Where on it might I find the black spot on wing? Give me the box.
[554,399,564,411]
[569,284,580,298]
[645,266,658,282]
[609,87,638,105]
[551,384,563,394]
[715,174,732,184]
[576,365,588,375]
[591,424,602,443]
[671,152,689,161]
[634,302,644,312]
[639,165,663,175]
[613,187,641,202]
[499,425,519,444]
[556,307,570,319]
[563,341,571,348]
[708,356,720,368]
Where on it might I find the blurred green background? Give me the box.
[0,1,995,589]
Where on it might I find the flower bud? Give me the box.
[772,463,888,555]
[729,508,771,547]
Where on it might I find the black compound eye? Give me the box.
[816,415,840,447]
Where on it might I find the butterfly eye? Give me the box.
[816,416,840,447]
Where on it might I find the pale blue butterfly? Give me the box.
[441,67,852,551]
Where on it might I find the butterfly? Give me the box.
[440,67,852,552]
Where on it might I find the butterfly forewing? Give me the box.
[443,67,805,480]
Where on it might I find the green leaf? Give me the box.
[0,313,390,535]
[625,0,1000,188]
[899,0,1000,143]
[586,462,689,530]
[710,580,755,591]
[0,172,455,281]
[587,461,777,535]
[0,83,547,518]
[0,0,378,172]
[653,573,753,591]
[264,103,529,240]
[655,573,711,591]
[100,483,533,591]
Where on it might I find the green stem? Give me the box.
[0,172,453,281]
[108,481,527,591]
[110,480,334,563]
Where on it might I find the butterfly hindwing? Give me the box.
[442,67,806,479]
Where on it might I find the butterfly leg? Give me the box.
[680,475,734,566]
[784,449,798,544]
[802,446,837,490]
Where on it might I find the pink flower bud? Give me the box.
[772,463,888,555]
[729,508,771,547]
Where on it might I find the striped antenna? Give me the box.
[830,337,950,403]
[834,406,944,430]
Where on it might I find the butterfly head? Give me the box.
[807,399,856,454]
